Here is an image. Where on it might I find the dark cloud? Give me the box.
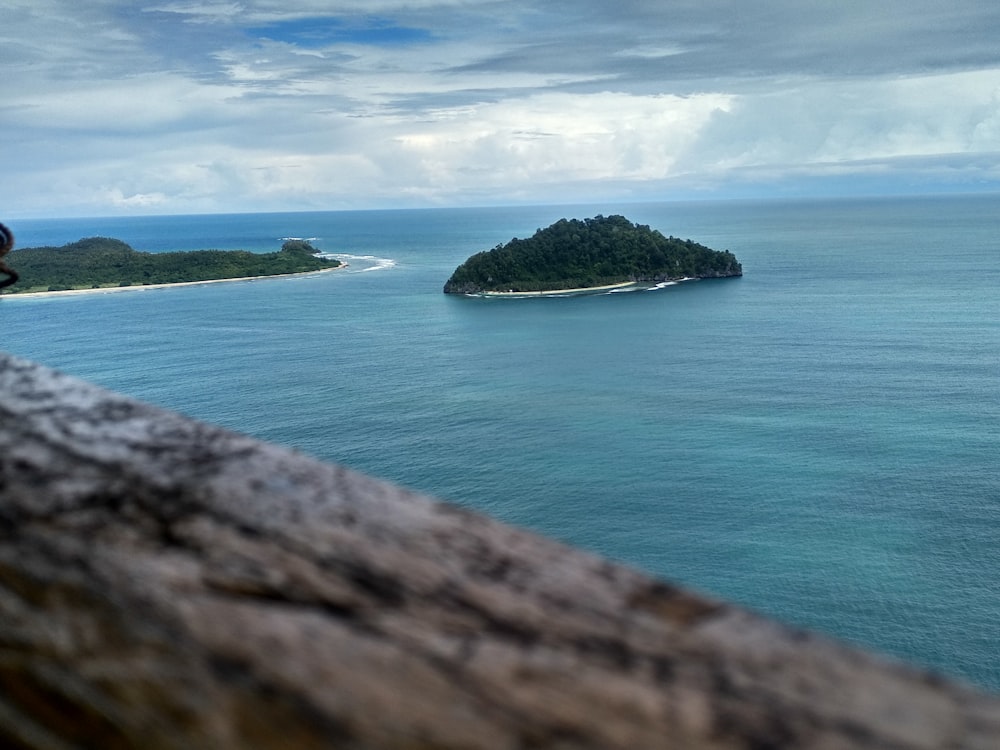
[443,0,1000,88]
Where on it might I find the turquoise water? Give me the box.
[4,195,1000,689]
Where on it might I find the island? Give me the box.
[3,237,341,295]
[443,215,741,295]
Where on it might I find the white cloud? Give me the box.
[142,2,246,22]
[388,92,734,188]
[8,74,243,132]
[101,188,170,207]
[679,69,1000,174]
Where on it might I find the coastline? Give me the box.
[475,278,698,297]
[0,264,346,300]
[478,281,639,297]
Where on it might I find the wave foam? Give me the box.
[322,253,396,272]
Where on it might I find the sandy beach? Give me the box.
[479,281,639,297]
[0,264,346,300]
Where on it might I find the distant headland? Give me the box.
[1,237,342,295]
[443,215,742,296]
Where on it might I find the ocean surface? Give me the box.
[3,195,999,690]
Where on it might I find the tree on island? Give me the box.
[4,237,340,294]
[443,215,742,294]
[279,239,319,255]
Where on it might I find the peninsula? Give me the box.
[2,237,341,295]
[443,215,741,295]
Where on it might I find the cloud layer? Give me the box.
[4,1,1000,216]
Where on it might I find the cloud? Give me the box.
[680,69,1000,171]
[143,2,245,22]
[3,1,1000,216]
[389,92,735,187]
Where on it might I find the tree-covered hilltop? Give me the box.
[5,237,341,294]
[443,215,742,294]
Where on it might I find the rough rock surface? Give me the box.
[0,350,998,749]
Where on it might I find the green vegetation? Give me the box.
[5,238,341,294]
[443,215,742,294]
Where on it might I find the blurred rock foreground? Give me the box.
[0,350,998,749]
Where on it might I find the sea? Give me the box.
[3,195,999,691]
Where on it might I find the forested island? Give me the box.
[443,215,742,295]
[3,237,341,294]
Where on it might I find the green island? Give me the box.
[443,214,742,295]
[3,237,341,294]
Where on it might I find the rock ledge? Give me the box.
[0,351,997,749]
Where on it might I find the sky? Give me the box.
[3,0,1000,217]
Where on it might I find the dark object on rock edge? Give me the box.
[0,222,17,289]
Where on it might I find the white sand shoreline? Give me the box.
[0,264,346,300]
[479,281,639,297]
[474,277,700,297]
